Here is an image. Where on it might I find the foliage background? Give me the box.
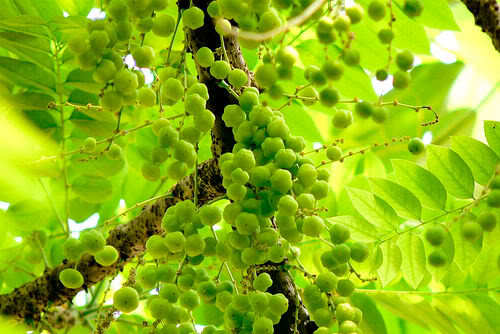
[0,0,498,333]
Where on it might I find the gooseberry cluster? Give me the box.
[59,230,118,289]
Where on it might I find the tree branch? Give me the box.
[0,159,224,322]
[461,0,500,52]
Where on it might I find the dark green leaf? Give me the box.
[369,178,422,220]
[392,159,447,210]
[426,145,475,199]
[0,56,55,93]
[484,120,500,158]
[397,232,428,289]
[451,136,499,185]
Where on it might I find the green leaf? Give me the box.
[193,303,224,326]
[328,215,380,242]
[282,104,323,143]
[369,178,422,220]
[56,0,95,17]
[71,175,113,204]
[373,294,459,334]
[397,232,428,289]
[346,187,400,232]
[0,31,54,71]
[0,15,49,39]
[426,145,475,199]
[470,223,500,284]
[451,136,499,185]
[350,293,387,334]
[0,56,55,93]
[65,69,103,95]
[377,240,402,287]
[451,221,479,272]
[484,120,500,158]
[398,0,459,30]
[434,295,496,334]
[467,295,500,333]
[392,159,447,210]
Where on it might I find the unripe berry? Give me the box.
[132,46,155,68]
[199,205,222,226]
[372,106,388,123]
[59,268,84,289]
[487,190,500,208]
[396,50,414,71]
[378,28,394,44]
[322,59,344,81]
[94,245,119,266]
[330,223,350,244]
[302,216,325,237]
[195,47,215,68]
[95,59,117,82]
[228,69,248,89]
[462,220,482,241]
[333,15,351,32]
[210,60,231,80]
[142,162,161,181]
[298,86,319,106]
[164,231,186,252]
[315,272,337,292]
[253,273,273,292]
[337,279,355,297]
[403,0,424,17]
[138,87,156,107]
[68,33,89,55]
[346,4,364,24]
[350,242,369,262]
[393,70,411,89]
[255,63,278,88]
[63,238,85,261]
[343,49,360,66]
[333,109,353,129]
[180,289,200,310]
[368,0,386,21]
[478,212,497,231]
[83,137,97,153]
[408,137,425,155]
[149,297,169,319]
[319,86,340,107]
[425,225,445,246]
[271,169,293,194]
[376,69,389,81]
[100,91,123,112]
[153,14,176,37]
[183,6,205,30]
[428,249,447,267]
[80,230,106,254]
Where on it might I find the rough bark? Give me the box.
[0,159,224,322]
[461,0,500,52]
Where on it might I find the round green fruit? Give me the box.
[333,109,353,129]
[59,268,84,289]
[94,245,119,266]
[183,6,205,30]
[428,249,447,267]
[195,47,215,68]
[403,0,424,17]
[132,46,155,68]
[337,279,355,297]
[478,212,497,231]
[113,287,139,313]
[408,137,425,155]
[462,220,482,241]
[424,225,446,246]
[487,190,500,208]
[368,0,386,21]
